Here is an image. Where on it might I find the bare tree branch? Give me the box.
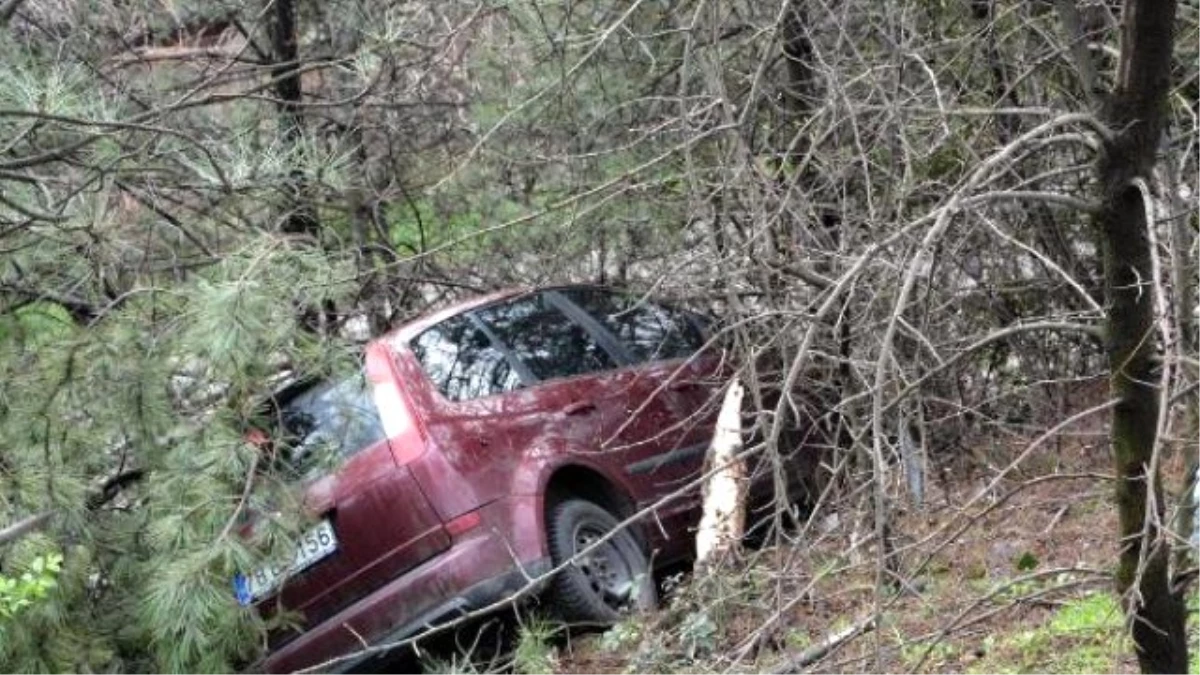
[0,511,53,547]
[0,0,29,26]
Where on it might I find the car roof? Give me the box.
[379,282,629,347]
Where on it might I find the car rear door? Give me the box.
[250,348,449,633]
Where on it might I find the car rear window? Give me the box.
[559,288,704,363]
[475,293,616,382]
[271,372,385,479]
[411,314,522,401]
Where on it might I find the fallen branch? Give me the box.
[2,468,147,547]
[773,614,878,673]
[0,511,53,547]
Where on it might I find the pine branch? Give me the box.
[0,281,99,323]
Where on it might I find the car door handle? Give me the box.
[562,401,597,416]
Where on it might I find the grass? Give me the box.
[419,653,480,674]
[512,618,559,675]
[416,616,561,674]
[966,592,1127,674]
[852,573,1189,675]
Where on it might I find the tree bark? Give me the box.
[270,0,319,238]
[1093,1,1186,672]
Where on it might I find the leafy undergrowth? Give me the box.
[547,426,1199,674]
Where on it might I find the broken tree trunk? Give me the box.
[269,0,319,239]
[695,379,747,569]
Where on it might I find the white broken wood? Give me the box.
[695,378,746,569]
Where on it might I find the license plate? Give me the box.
[233,520,337,606]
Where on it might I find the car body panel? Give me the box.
[259,347,451,644]
[263,496,550,673]
[274,458,450,634]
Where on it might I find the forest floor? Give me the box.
[535,419,1198,674]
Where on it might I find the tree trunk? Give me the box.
[270,0,319,238]
[1093,1,1186,672]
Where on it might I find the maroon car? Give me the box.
[237,285,796,673]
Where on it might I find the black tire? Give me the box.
[545,498,656,625]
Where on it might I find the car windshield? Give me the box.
[269,372,385,480]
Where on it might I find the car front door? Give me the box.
[551,288,718,533]
[469,292,629,466]
[408,292,632,509]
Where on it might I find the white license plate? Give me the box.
[233,520,337,606]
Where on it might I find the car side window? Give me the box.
[560,288,704,363]
[475,293,616,382]
[411,314,522,401]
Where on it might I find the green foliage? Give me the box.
[967,592,1127,674]
[0,303,75,352]
[599,619,642,653]
[513,618,559,675]
[677,609,718,660]
[0,236,358,672]
[1014,551,1039,572]
[900,638,956,671]
[0,540,119,671]
[0,553,62,619]
[420,652,480,675]
[1048,592,1122,634]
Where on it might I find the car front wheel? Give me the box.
[545,498,656,624]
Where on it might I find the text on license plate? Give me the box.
[233,520,337,606]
